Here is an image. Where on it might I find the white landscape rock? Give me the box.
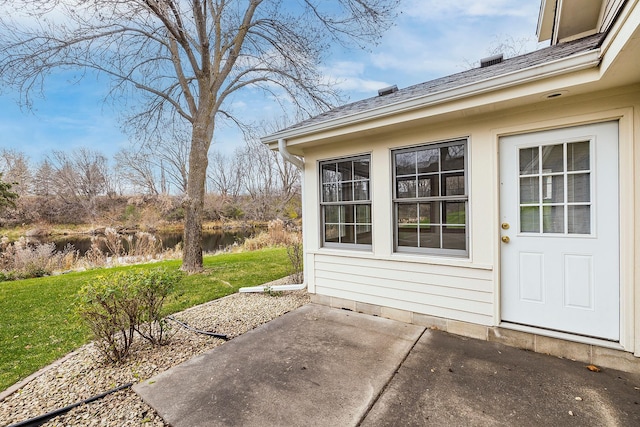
[0,290,310,427]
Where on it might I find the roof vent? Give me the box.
[378,85,398,96]
[480,53,504,68]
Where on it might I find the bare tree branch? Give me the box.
[0,0,399,271]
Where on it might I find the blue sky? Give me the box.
[0,0,544,163]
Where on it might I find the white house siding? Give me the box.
[300,84,639,353]
[313,253,494,325]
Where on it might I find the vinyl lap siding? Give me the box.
[313,254,493,325]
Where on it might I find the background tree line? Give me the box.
[0,138,300,228]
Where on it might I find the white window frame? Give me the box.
[319,154,372,250]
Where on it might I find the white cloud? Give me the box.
[329,0,545,93]
[320,61,391,94]
[231,100,248,110]
[336,76,392,93]
[402,0,538,20]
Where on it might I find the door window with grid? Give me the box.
[320,155,372,249]
[518,141,591,234]
[393,139,468,256]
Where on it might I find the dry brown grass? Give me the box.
[243,219,299,251]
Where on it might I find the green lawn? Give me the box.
[0,247,291,392]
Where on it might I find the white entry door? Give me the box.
[500,122,619,341]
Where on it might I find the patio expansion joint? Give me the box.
[356,326,427,426]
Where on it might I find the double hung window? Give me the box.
[320,155,372,249]
[393,139,468,256]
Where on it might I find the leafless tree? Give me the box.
[148,127,190,195]
[486,34,538,58]
[235,136,300,220]
[0,0,399,272]
[33,160,55,197]
[239,139,276,220]
[0,149,33,196]
[208,149,243,199]
[115,147,161,195]
[116,124,190,195]
[47,148,110,218]
[255,118,301,204]
[462,34,539,70]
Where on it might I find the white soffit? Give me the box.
[556,0,604,41]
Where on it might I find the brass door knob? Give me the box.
[501,223,510,230]
[501,236,510,243]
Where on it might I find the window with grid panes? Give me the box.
[320,155,372,249]
[393,139,468,256]
[519,141,591,234]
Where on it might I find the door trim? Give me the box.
[499,122,619,340]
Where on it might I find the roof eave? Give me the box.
[262,49,601,145]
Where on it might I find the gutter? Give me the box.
[239,138,306,293]
[262,49,601,144]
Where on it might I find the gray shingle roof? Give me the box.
[280,33,603,134]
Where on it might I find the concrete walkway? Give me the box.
[135,304,640,426]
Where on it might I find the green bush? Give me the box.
[166,207,185,221]
[222,203,244,219]
[133,268,183,345]
[123,204,140,222]
[76,268,182,362]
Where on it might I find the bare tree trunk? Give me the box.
[182,118,212,272]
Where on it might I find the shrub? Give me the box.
[286,232,304,284]
[0,238,80,279]
[222,203,244,220]
[131,268,182,345]
[102,227,124,257]
[0,237,56,279]
[123,204,141,225]
[76,268,182,362]
[165,207,185,221]
[77,273,137,362]
[82,237,107,268]
[126,231,162,257]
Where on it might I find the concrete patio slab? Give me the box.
[135,303,640,426]
[134,304,423,427]
[361,329,640,426]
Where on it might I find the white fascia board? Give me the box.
[262,49,601,145]
[537,0,558,42]
[599,0,640,66]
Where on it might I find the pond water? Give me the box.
[27,228,258,256]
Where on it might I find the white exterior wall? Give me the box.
[314,254,494,325]
[301,84,640,353]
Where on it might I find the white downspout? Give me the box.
[277,137,304,169]
[239,138,306,293]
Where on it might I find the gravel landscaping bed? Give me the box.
[1,285,310,426]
